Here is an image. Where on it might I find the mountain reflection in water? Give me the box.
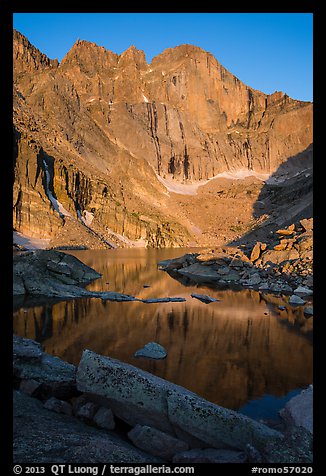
[13,248,312,413]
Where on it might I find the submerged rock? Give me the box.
[134,342,167,360]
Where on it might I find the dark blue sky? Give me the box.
[13,13,313,102]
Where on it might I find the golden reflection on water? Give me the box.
[13,248,312,410]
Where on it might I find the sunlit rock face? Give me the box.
[13,30,312,247]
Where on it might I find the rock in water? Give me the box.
[13,249,101,298]
[191,293,220,304]
[134,342,167,360]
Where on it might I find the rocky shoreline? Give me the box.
[13,335,312,463]
[159,219,313,312]
[13,230,313,463]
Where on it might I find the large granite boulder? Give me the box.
[279,386,313,434]
[76,350,283,452]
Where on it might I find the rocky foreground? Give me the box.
[13,335,312,463]
[159,218,313,311]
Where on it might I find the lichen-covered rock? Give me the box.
[76,350,283,451]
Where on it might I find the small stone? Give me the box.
[246,273,261,286]
[128,425,189,461]
[217,266,230,275]
[250,242,262,262]
[289,295,306,306]
[76,401,100,421]
[173,448,247,463]
[269,283,282,293]
[43,397,73,416]
[276,229,295,236]
[19,379,42,396]
[280,283,293,293]
[230,258,244,268]
[300,219,313,232]
[274,243,287,251]
[293,286,313,296]
[259,282,269,290]
[225,270,240,282]
[134,342,167,360]
[303,307,313,317]
[93,406,115,430]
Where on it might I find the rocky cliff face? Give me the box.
[13,30,312,248]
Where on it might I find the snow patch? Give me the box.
[212,169,269,181]
[79,210,94,227]
[106,227,147,248]
[142,93,149,103]
[13,231,50,250]
[156,169,269,196]
[43,160,73,218]
[87,98,96,103]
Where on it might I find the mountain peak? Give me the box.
[60,38,118,71]
[118,45,148,69]
[13,29,58,74]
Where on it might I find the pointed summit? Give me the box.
[13,29,58,75]
[119,45,148,69]
[60,38,118,73]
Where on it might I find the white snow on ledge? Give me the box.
[156,169,269,196]
[13,231,50,250]
[106,226,147,248]
[142,93,149,103]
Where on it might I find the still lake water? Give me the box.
[13,248,313,420]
